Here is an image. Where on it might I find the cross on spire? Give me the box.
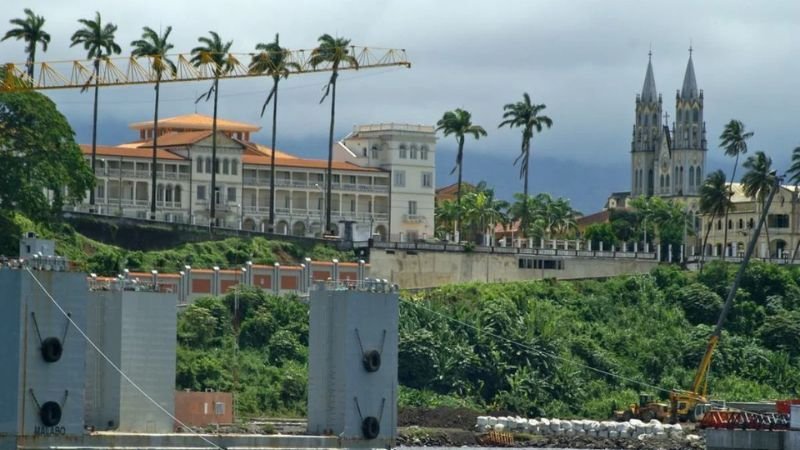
[663,111,670,126]
[689,40,693,57]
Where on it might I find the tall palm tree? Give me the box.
[310,34,358,234]
[249,34,301,233]
[2,8,50,79]
[719,119,753,259]
[786,146,800,262]
[70,12,122,210]
[436,108,487,239]
[741,151,776,258]
[131,26,176,221]
[434,199,461,239]
[699,170,732,267]
[498,93,552,234]
[191,31,233,226]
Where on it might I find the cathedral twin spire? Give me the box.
[641,48,699,102]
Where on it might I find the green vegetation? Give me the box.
[176,262,800,419]
[0,90,94,221]
[0,213,352,274]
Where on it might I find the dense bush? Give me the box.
[174,262,800,419]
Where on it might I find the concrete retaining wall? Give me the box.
[368,249,660,288]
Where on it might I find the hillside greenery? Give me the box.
[175,262,800,419]
[0,212,352,275]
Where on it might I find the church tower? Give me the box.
[671,47,706,198]
[631,53,662,197]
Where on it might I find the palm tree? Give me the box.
[436,108,487,239]
[70,12,122,210]
[131,26,175,221]
[461,188,508,245]
[741,151,776,258]
[2,8,51,79]
[191,31,233,226]
[786,146,800,262]
[435,199,461,239]
[699,170,732,267]
[719,119,753,259]
[249,34,301,233]
[498,93,552,233]
[310,34,358,234]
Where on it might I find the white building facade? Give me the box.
[335,124,436,242]
[77,114,435,242]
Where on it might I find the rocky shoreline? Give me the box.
[396,426,706,449]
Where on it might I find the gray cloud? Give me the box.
[3,0,800,210]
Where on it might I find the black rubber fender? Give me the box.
[362,349,381,372]
[40,401,62,426]
[41,337,63,363]
[361,416,380,439]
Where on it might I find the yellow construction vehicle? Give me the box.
[614,393,672,422]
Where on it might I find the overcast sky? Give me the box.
[3,1,800,212]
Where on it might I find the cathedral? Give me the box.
[629,49,706,211]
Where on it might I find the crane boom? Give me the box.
[672,173,781,421]
[1,46,410,92]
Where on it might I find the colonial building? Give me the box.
[702,183,799,259]
[78,114,436,242]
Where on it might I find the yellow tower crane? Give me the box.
[1,46,410,91]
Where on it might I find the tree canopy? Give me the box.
[0,90,94,220]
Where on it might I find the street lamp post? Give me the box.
[314,183,324,236]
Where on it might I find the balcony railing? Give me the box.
[240,177,389,194]
[403,214,425,223]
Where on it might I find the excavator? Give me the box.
[669,173,781,422]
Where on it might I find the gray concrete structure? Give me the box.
[706,429,786,450]
[369,247,659,288]
[18,233,55,260]
[307,283,399,446]
[85,289,177,433]
[0,268,88,438]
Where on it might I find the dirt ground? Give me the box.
[398,406,480,430]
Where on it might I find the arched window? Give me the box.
[653,113,658,125]
[196,159,203,174]
[717,219,722,230]
[223,159,229,175]
[666,174,670,188]
[644,114,649,126]
[748,218,755,229]
[739,218,744,229]
[175,185,182,205]
[165,185,173,202]
[421,145,429,160]
[728,219,733,230]
[205,157,212,173]
[689,166,695,187]
[660,174,664,189]
[362,148,367,157]
[693,109,699,121]
[231,160,238,175]
[371,145,379,159]
[410,145,418,159]
[696,167,702,185]
[157,184,164,202]
[399,144,407,159]
[215,158,220,174]
[680,166,684,186]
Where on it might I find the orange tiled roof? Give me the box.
[80,144,186,160]
[137,130,213,148]
[129,113,261,132]
[242,154,383,172]
[248,143,298,159]
[576,210,611,227]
